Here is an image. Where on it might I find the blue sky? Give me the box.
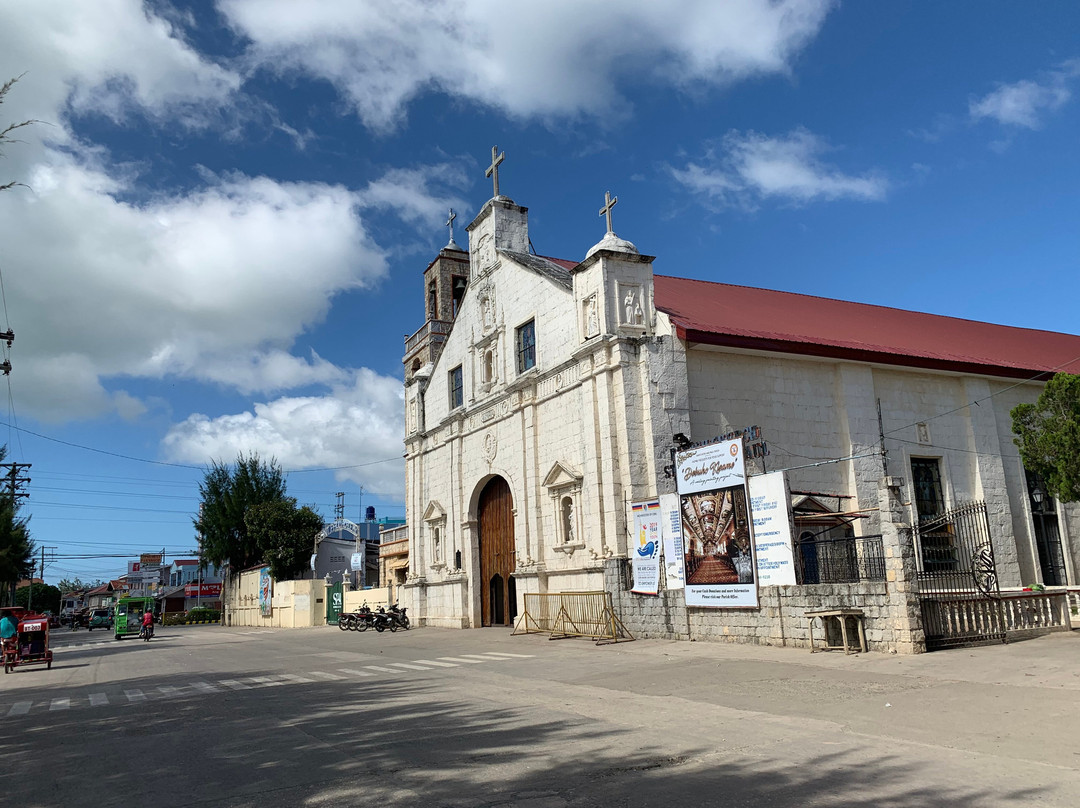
[1,1,1077,584]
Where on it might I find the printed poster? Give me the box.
[747,472,798,586]
[676,439,759,608]
[629,499,661,595]
[659,493,685,589]
[258,566,273,617]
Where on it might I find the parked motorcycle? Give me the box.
[387,603,410,631]
[372,606,396,633]
[339,604,375,632]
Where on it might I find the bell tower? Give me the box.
[404,209,469,383]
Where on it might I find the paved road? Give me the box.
[2,624,1078,807]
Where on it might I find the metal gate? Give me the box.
[914,501,1006,650]
[325,582,343,626]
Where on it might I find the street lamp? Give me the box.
[1031,485,1045,506]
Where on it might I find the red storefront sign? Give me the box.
[184,583,222,598]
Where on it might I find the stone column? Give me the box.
[879,476,926,653]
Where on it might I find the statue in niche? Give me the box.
[481,295,495,331]
[583,295,599,338]
[623,287,644,326]
[562,496,575,543]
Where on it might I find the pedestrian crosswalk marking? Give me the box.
[459,654,511,661]
[125,689,146,703]
[158,686,182,697]
[89,693,109,706]
[308,671,344,681]
[436,656,485,664]
[363,665,399,673]
[50,698,70,711]
[478,652,534,658]
[8,701,32,716]
[190,681,219,693]
[385,662,431,671]
[279,673,313,684]
[412,659,459,667]
[219,679,251,690]
[336,668,375,677]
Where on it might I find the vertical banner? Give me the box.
[676,439,759,608]
[258,566,273,617]
[629,499,661,595]
[659,493,685,589]
[747,471,798,586]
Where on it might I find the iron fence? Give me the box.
[796,535,886,584]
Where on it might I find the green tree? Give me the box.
[0,447,34,605]
[14,582,60,614]
[245,500,324,581]
[1012,372,1080,502]
[194,454,289,571]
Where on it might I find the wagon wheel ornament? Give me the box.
[971,544,999,598]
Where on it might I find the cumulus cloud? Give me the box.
[969,60,1080,129]
[219,0,835,130]
[162,369,405,494]
[672,128,888,209]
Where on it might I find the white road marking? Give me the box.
[218,679,251,690]
[125,689,146,703]
[363,665,400,673]
[279,673,314,684]
[385,662,431,671]
[190,681,219,693]
[412,659,459,668]
[89,693,109,707]
[337,669,375,677]
[158,686,182,698]
[248,676,284,687]
[477,652,535,658]
[307,671,345,681]
[49,698,70,711]
[8,702,32,716]
[458,654,511,662]
[436,657,485,664]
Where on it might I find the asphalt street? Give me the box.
[2,622,1078,807]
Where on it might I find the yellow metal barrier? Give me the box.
[513,591,633,645]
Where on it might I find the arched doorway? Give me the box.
[477,476,516,627]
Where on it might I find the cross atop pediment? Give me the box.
[600,190,617,234]
[485,145,505,198]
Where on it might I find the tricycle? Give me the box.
[3,614,53,674]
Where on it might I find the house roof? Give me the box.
[653,275,1080,380]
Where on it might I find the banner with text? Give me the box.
[659,493,685,589]
[676,439,758,608]
[629,499,661,595]
[747,472,798,586]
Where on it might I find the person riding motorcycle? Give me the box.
[140,609,155,639]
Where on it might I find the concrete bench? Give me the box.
[806,608,867,655]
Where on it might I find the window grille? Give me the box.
[449,365,463,409]
[516,320,535,373]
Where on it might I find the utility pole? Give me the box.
[1,462,31,501]
[26,545,55,613]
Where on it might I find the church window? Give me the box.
[911,458,955,571]
[516,319,536,373]
[482,348,494,385]
[428,281,438,320]
[449,366,463,409]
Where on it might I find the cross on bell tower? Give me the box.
[599,190,618,235]
[445,207,458,248]
[485,145,505,199]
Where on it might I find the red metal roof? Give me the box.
[653,275,1080,379]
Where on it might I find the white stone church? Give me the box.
[401,151,1079,652]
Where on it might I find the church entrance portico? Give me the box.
[476,475,516,627]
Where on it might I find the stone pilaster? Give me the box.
[879,477,926,653]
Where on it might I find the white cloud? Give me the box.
[162,369,405,495]
[969,61,1079,129]
[219,0,835,130]
[673,128,888,209]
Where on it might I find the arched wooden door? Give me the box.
[478,476,515,627]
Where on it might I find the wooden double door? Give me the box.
[477,476,516,627]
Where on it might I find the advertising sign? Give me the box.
[184,583,222,598]
[350,552,363,571]
[676,439,759,608]
[139,553,163,566]
[258,567,272,617]
[659,493,685,589]
[629,499,661,595]
[747,472,798,587]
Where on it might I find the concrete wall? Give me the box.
[224,570,326,628]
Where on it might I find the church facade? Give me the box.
[401,166,1079,652]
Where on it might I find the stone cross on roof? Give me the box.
[599,190,617,234]
[485,145,505,198]
[445,207,458,247]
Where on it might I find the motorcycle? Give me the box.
[372,607,396,633]
[139,623,153,641]
[387,603,410,631]
[338,604,375,632]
